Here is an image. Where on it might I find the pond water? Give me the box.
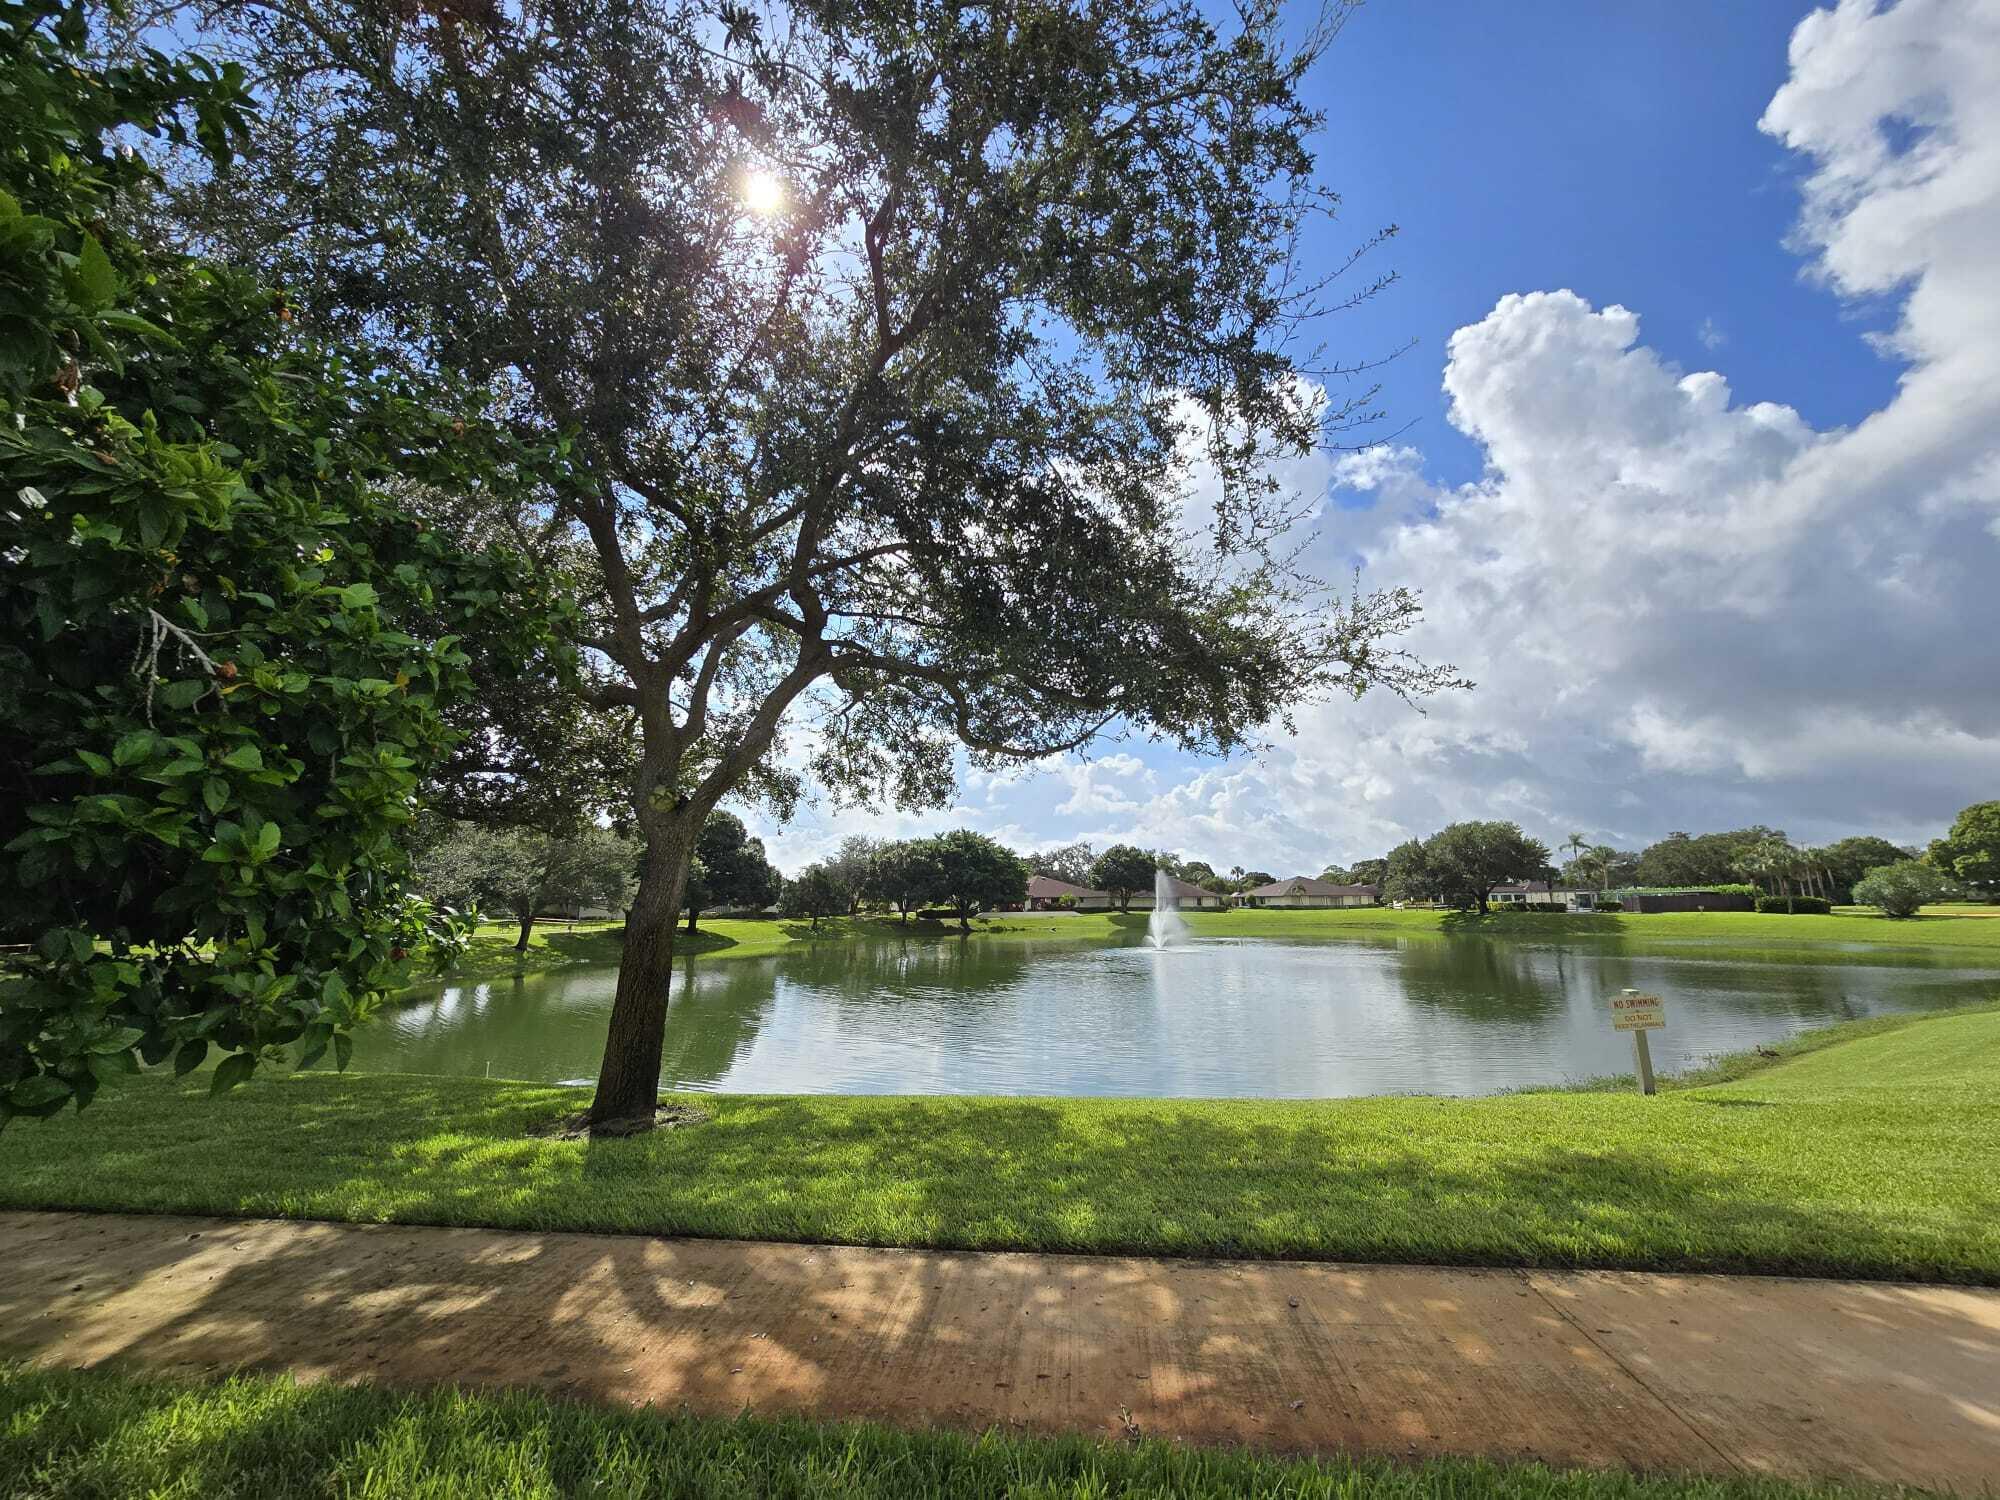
[356,933,2000,1098]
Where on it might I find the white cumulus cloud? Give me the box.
[761,0,2000,876]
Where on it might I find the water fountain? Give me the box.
[1146,867,1190,949]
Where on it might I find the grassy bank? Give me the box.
[431,903,2000,988]
[0,1364,1890,1500]
[3,1007,1994,1282]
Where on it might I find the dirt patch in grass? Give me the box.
[533,1102,713,1140]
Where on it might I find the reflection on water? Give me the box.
[359,934,1999,1098]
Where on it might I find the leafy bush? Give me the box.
[1851,859,1948,918]
[1755,896,1831,915]
[1594,899,1623,911]
[0,2,569,1124]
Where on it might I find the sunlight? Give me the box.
[742,168,784,216]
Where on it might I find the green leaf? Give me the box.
[339,582,379,610]
[209,1051,257,1096]
[220,744,263,771]
[86,1027,145,1055]
[72,232,119,311]
[8,1074,71,1109]
[256,820,281,855]
[86,1051,138,1083]
[173,1040,209,1077]
[159,679,210,710]
[76,749,113,776]
[135,499,174,549]
[113,731,159,768]
[203,778,231,815]
[332,1031,353,1072]
[96,310,183,347]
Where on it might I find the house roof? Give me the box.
[1026,875,1105,900]
[1489,881,1589,895]
[1244,876,1377,898]
[1160,875,1218,901]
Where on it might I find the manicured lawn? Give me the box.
[3,1007,1994,1283]
[434,903,2000,989]
[0,1364,1913,1500]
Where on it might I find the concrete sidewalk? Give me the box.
[2,1210,1995,1490]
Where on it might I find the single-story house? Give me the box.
[1026,874,1228,911]
[1488,881,1597,912]
[1025,876,1113,911]
[1240,877,1379,909]
[1148,875,1229,910]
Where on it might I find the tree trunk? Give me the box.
[957,903,971,933]
[586,815,696,1130]
[685,905,699,933]
[515,911,535,952]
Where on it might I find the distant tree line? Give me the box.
[784,832,1027,933]
[1319,800,1998,918]
[408,796,1999,950]
[769,797,2000,932]
[1026,841,1274,902]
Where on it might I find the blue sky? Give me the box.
[1305,0,1898,489]
[766,0,2000,877]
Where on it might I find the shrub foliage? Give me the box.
[0,1,568,1125]
[1754,896,1832,916]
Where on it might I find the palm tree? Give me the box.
[1590,844,1618,895]
[1562,832,1588,887]
[1735,837,1803,912]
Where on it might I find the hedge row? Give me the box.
[1754,896,1832,915]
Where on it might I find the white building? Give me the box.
[1487,881,1598,912]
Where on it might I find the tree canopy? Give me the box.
[684,811,782,930]
[1929,802,1999,900]
[1818,837,1911,896]
[1381,840,1431,904]
[0,0,569,1124]
[1028,841,1098,889]
[928,830,1027,931]
[1630,828,1788,889]
[1414,823,1551,913]
[417,824,637,949]
[1089,845,1157,911]
[779,865,845,929]
[160,0,1463,1128]
[823,836,883,917]
[862,839,945,922]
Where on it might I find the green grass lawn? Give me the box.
[4,1007,1994,1283]
[434,903,2000,990]
[0,1364,1892,1500]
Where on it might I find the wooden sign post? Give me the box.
[1612,988,1666,1095]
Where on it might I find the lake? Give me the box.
[357,932,2000,1097]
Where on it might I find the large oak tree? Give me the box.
[172,0,1462,1127]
